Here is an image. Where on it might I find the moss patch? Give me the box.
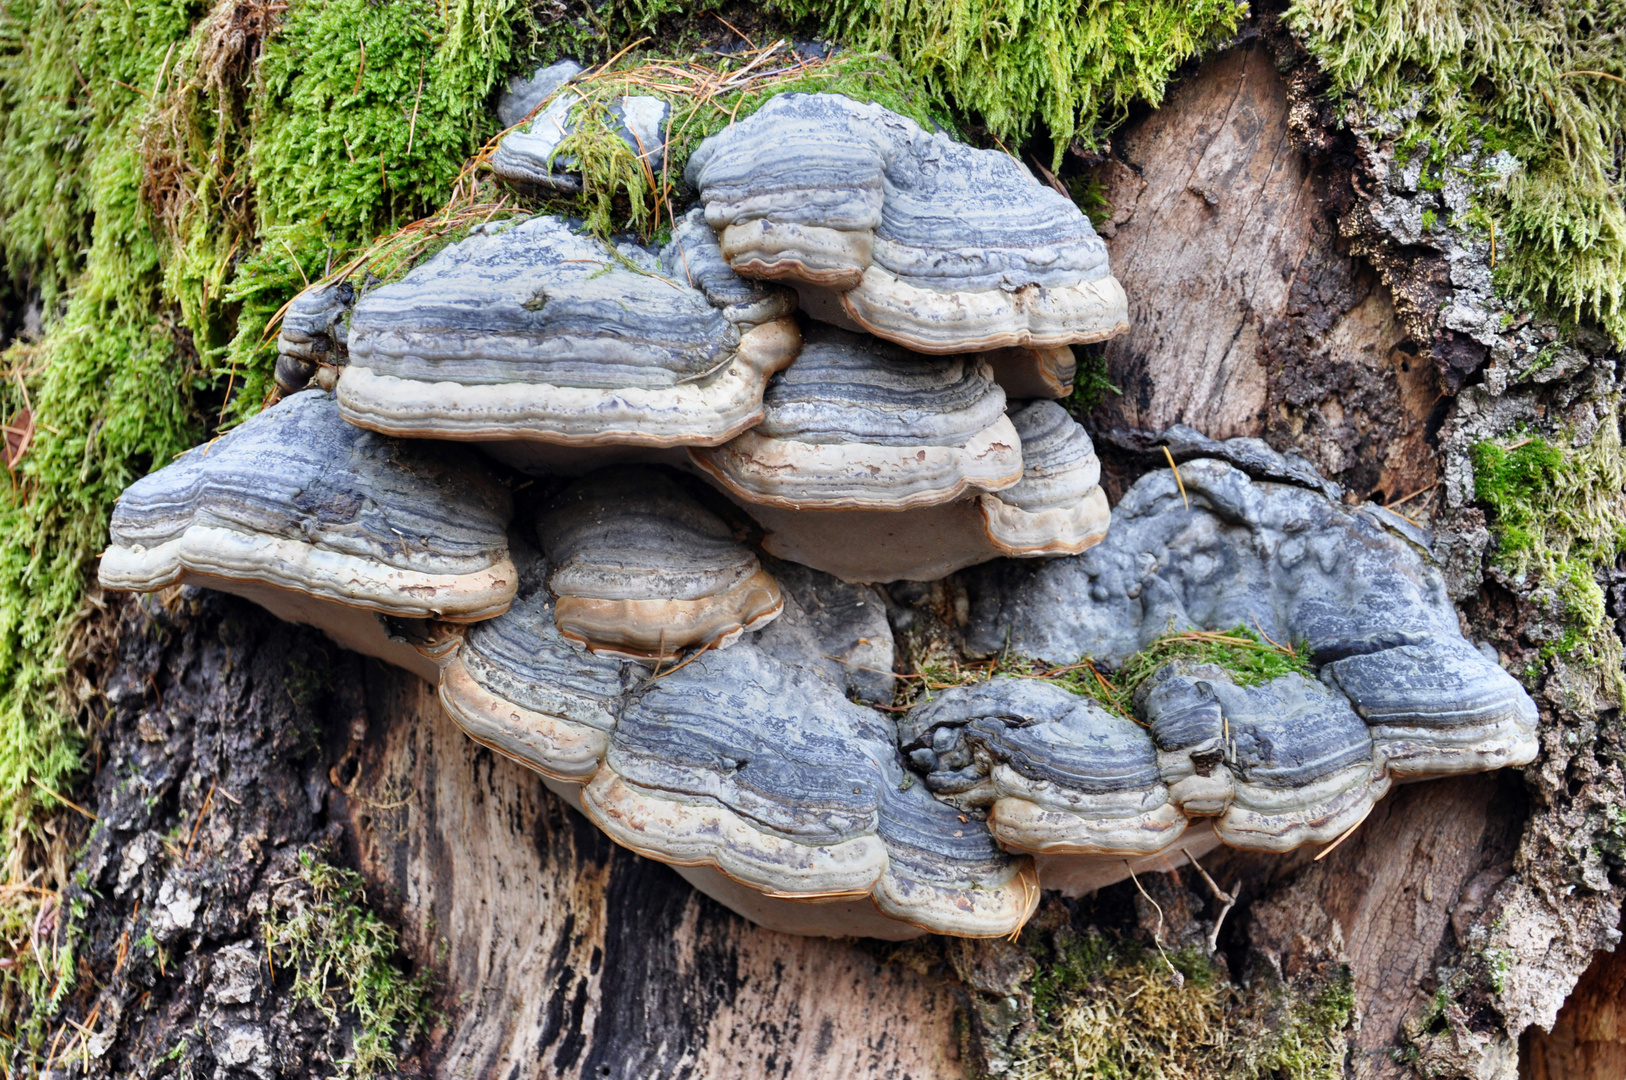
[1287,0,1626,345]
[775,0,1246,166]
[0,0,523,1054]
[1014,926,1353,1079]
[1469,410,1626,681]
[263,849,434,1077]
[898,625,1311,715]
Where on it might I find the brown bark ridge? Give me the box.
[43,14,1624,1080]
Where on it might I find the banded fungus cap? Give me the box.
[1137,663,1389,852]
[536,466,783,663]
[274,281,354,397]
[661,207,797,329]
[691,326,1022,512]
[979,400,1110,557]
[496,59,584,130]
[438,544,633,782]
[901,679,1185,857]
[686,93,1128,354]
[336,215,800,448]
[951,455,1539,855]
[582,644,1037,937]
[99,389,516,679]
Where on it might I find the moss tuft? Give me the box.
[897,625,1311,716]
[515,47,953,240]
[776,0,1246,167]
[263,849,434,1077]
[1014,925,1353,1079]
[1287,0,1626,345]
[0,0,523,1053]
[1469,410,1626,680]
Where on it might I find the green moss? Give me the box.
[1015,925,1353,1079]
[901,625,1311,716]
[1064,347,1122,418]
[1469,414,1626,677]
[263,849,434,1077]
[0,0,204,887]
[777,0,1246,167]
[1287,0,1626,345]
[0,0,523,1055]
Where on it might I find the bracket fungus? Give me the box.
[980,399,1111,557]
[686,93,1128,354]
[434,541,1033,939]
[979,345,1079,400]
[438,542,634,783]
[956,457,1538,841]
[535,467,783,663]
[95,86,1550,945]
[336,215,800,457]
[100,390,516,681]
[274,281,353,397]
[704,365,1108,582]
[495,58,584,130]
[691,325,1022,512]
[491,81,667,192]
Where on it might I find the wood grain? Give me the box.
[1522,941,1626,1080]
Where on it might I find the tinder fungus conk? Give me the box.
[274,281,353,396]
[585,644,1037,938]
[979,400,1110,557]
[336,216,800,450]
[710,389,1106,583]
[491,83,667,192]
[1137,664,1389,851]
[686,92,1128,353]
[660,207,798,330]
[536,467,782,662]
[438,544,633,782]
[901,679,1185,857]
[100,390,515,681]
[691,326,1022,511]
[965,457,1539,777]
[433,545,1033,939]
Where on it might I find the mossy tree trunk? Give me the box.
[36,14,1624,1080]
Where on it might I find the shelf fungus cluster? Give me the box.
[101,92,1539,940]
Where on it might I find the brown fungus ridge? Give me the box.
[536,466,783,663]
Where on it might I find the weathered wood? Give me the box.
[1096,41,1316,438]
[1521,942,1626,1080]
[1229,774,1524,1079]
[1095,37,1438,512]
[335,665,961,1080]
